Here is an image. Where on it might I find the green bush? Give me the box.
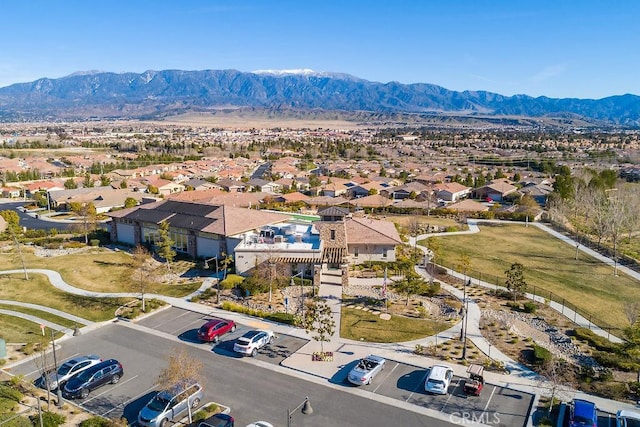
[79,417,112,427]
[0,414,31,427]
[506,301,520,310]
[265,312,297,325]
[573,328,621,352]
[522,301,537,313]
[593,351,640,372]
[0,384,23,414]
[193,403,219,422]
[532,344,552,365]
[219,274,244,290]
[31,411,66,427]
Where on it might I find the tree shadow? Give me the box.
[122,390,157,424]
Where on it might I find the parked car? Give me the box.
[138,381,204,427]
[36,354,101,391]
[462,364,485,396]
[197,319,236,343]
[62,359,123,399]
[569,399,597,427]
[199,413,235,427]
[617,410,640,427]
[347,355,386,386]
[233,329,274,357]
[424,364,454,395]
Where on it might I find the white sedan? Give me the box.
[233,329,274,357]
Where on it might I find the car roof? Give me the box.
[84,359,120,373]
[573,399,596,415]
[364,355,385,363]
[241,330,263,339]
[617,410,640,420]
[429,365,452,379]
[64,355,99,365]
[202,319,228,327]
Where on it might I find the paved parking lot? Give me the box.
[331,359,534,427]
[136,307,308,364]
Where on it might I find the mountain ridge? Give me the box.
[0,69,638,126]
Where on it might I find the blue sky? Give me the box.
[1,0,638,99]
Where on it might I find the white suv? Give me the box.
[425,364,454,395]
[233,329,274,357]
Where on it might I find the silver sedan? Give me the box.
[347,355,386,386]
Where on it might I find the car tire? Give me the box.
[160,418,168,427]
[191,397,200,408]
[213,335,219,344]
[80,388,89,399]
[231,325,236,332]
[367,378,371,385]
[251,348,258,357]
[111,374,120,384]
[269,336,274,344]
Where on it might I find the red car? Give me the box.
[197,319,236,343]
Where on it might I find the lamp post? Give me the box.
[287,396,313,427]
[204,257,220,304]
[462,292,470,360]
[291,270,304,318]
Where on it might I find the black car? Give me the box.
[62,359,123,399]
[198,413,234,427]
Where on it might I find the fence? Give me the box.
[435,259,627,341]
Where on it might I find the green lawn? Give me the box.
[0,314,58,343]
[341,305,451,343]
[0,303,82,329]
[425,222,640,330]
[0,248,200,296]
[0,274,133,322]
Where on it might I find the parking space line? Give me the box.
[81,375,139,405]
[481,385,496,415]
[406,371,430,402]
[373,362,399,394]
[440,379,461,411]
[102,383,157,417]
[153,310,193,329]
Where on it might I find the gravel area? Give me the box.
[482,309,601,368]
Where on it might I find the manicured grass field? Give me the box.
[0,248,201,296]
[0,303,82,329]
[0,274,132,322]
[425,222,640,330]
[0,314,56,343]
[341,305,451,343]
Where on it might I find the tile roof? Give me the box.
[344,217,402,245]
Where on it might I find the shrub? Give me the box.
[0,384,23,413]
[522,301,537,313]
[593,351,640,371]
[265,312,297,325]
[532,344,552,365]
[79,417,114,427]
[89,239,100,247]
[219,274,244,290]
[573,328,621,352]
[192,403,219,422]
[32,411,66,427]
[506,301,520,310]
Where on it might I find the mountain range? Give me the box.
[0,69,638,126]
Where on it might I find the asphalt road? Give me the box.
[7,322,462,427]
[0,200,73,232]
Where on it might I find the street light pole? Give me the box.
[287,396,313,427]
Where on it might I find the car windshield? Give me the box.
[57,362,75,376]
[147,395,170,412]
[573,415,593,424]
[236,338,250,345]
